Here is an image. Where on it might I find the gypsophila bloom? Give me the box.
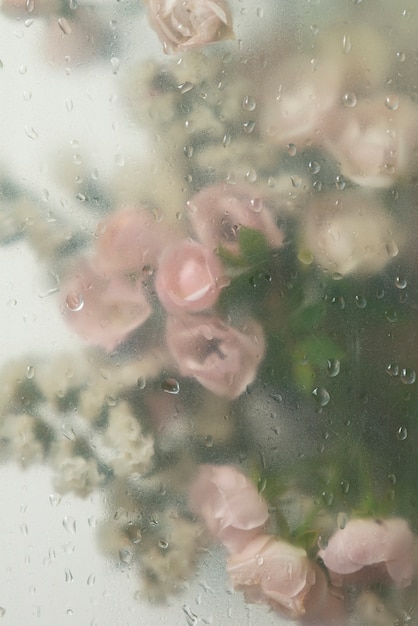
[227,534,317,619]
[102,402,154,477]
[140,514,205,600]
[301,191,400,276]
[155,239,226,313]
[188,464,269,553]
[61,258,152,352]
[187,183,284,255]
[145,0,233,55]
[50,440,103,497]
[166,314,265,398]
[0,414,44,466]
[318,518,415,589]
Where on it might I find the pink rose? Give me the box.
[260,56,341,149]
[165,314,265,398]
[95,206,175,275]
[318,518,415,588]
[146,0,232,55]
[326,95,418,187]
[227,534,317,619]
[187,183,284,255]
[188,464,269,553]
[61,258,152,352]
[155,239,226,313]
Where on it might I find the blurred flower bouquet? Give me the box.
[1,0,418,623]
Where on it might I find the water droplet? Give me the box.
[158,539,168,550]
[0,608,6,618]
[256,6,263,18]
[64,569,73,583]
[355,294,367,308]
[184,145,194,158]
[342,34,352,54]
[395,276,407,289]
[24,18,34,27]
[385,308,398,322]
[58,17,72,35]
[110,57,120,74]
[161,378,180,394]
[400,368,416,385]
[49,493,61,507]
[62,516,76,534]
[291,175,302,188]
[119,547,133,564]
[26,0,34,11]
[105,395,117,407]
[335,175,346,190]
[204,435,213,448]
[26,366,35,380]
[343,92,357,107]
[386,239,399,258]
[65,291,84,312]
[87,573,95,586]
[255,555,264,566]
[340,480,350,494]
[66,99,73,112]
[337,512,348,529]
[386,362,399,377]
[396,51,406,62]
[312,387,330,406]
[322,491,334,505]
[326,358,340,377]
[245,168,257,182]
[137,376,146,390]
[24,126,38,140]
[287,143,297,156]
[242,95,256,111]
[222,132,231,147]
[179,82,194,94]
[243,120,256,134]
[396,426,408,440]
[19,65,27,74]
[308,160,321,174]
[385,94,399,111]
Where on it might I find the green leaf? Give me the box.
[290,303,326,335]
[238,226,269,263]
[296,335,344,368]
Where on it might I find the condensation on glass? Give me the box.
[0,0,417,624]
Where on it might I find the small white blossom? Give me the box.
[102,402,154,477]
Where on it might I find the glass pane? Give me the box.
[0,0,417,624]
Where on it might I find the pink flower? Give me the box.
[326,95,418,187]
[61,258,152,352]
[260,56,341,149]
[318,518,415,588]
[95,206,175,275]
[155,239,226,313]
[226,534,317,619]
[146,0,233,55]
[165,314,265,398]
[188,464,269,553]
[302,191,400,276]
[187,183,284,255]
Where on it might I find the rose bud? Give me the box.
[188,464,269,553]
[145,0,233,55]
[155,239,226,313]
[165,314,265,398]
[187,183,283,255]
